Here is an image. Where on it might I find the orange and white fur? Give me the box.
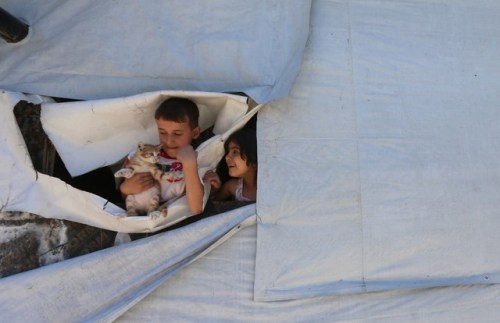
[114,143,169,217]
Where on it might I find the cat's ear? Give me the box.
[138,142,145,151]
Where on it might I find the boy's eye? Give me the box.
[159,132,182,136]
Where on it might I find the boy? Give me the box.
[119,97,204,215]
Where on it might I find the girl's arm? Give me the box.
[212,179,237,201]
[203,170,221,195]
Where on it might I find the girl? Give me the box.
[204,129,257,202]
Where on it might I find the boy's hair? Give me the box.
[154,97,199,129]
[224,129,257,166]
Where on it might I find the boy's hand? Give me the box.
[176,145,197,165]
[119,172,154,196]
[203,170,221,191]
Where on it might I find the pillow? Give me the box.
[41,91,249,177]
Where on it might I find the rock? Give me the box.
[0,211,116,278]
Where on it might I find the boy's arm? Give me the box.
[177,145,204,214]
[119,173,155,197]
[116,153,154,199]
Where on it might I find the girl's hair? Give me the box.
[154,97,199,129]
[224,129,257,166]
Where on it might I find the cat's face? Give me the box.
[137,143,161,164]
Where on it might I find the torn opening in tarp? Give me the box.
[0,89,261,233]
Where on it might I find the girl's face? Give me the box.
[225,141,251,178]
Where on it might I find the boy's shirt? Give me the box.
[157,149,185,201]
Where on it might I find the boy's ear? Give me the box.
[192,126,201,139]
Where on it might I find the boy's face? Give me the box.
[156,118,200,158]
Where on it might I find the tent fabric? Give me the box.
[1,0,500,321]
[0,0,311,104]
[254,0,500,301]
[0,89,261,233]
[118,224,500,322]
[2,208,500,322]
[0,204,257,322]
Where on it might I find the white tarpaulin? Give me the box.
[0,205,257,322]
[118,223,500,322]
[0,0,311,103]
[254,0,500,301]
[2,0,500,321]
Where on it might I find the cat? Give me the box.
[114,143,171,217]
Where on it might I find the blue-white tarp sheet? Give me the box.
[2,0,500,322]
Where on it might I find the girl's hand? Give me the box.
[203,170,221,191]
[119,172,154,196]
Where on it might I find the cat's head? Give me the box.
[137,142,161,164]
